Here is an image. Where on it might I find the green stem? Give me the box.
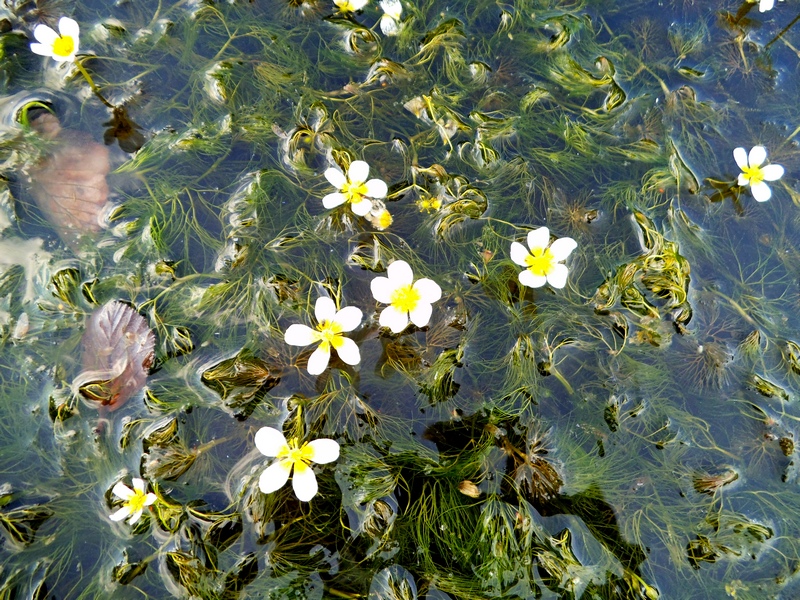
[74,60,115,109]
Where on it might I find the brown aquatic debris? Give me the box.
[27,112,111,245]
[75,300,155,411]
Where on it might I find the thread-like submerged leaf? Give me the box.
[75,300,155,411]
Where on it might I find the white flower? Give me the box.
[109,478,156,525]
[284,297,362,375]
[334,0,369,11]
[30,17,80,63]
[734,146,784,202]
[510,227,577,289]
[371,260,442,333]
[755,0,782,12]
[255,427,340,502]
[323,160,388,217]
[379,0,403,35]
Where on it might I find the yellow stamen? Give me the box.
[524,247,556,277]
[52,35,74,58]
[277,438,315,471]
[390,284,421,313]
[342,180,368,204]
[741,165,764,186]
[126,489,149,514]
[314,319,344,351]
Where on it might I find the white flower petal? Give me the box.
[351,197,373,216]
[762,164,784,181]
[365,178,388,199]
[307,345,331,375]
[760,0,775,11]
[128,509,144,525]
[749,145,767,168]
[751,181,772,202]
[255,426,288,457]
[132,478,146,494]
[51,53,74,63]
[526,227,550,252]
[58,17,80,41]
[380,15,401,36]
[109,505,132,522]
[292,463,318,502]
[413,278,442,304]
[546,264,569,289]
[351,0,369,8]
[33,24,59,46]
[306,439,340,464]
[112,481,135,500]
[29,43,53,57]
[143,493,157,507]
[519,270,546,288]
[284,324,317,346]
[333,306,362,332]
[371,276,397,303]
[315,296,337,323]
[334,336,361,366]
[549,237,577,261]
[259,459,291,494]
[322,192,347,209]
[733,147,748,170]
[409,301,433,328]
[379,304,409,333]
[380,0,402,18]
[510,241,530,266]
[387,260,413,286]
[738,173,750,186]
[348,160,370,185]
[325,168,347,189]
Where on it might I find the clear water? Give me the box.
[0,0,798,598]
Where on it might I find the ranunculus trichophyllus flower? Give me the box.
[322,160,388,216]
[284,297,362,375]
[109,478,156,525]
[510,227,577,289]
[734,145,784,202]
[334,0,368,12]
[255,427,340,502]
[30,17,80,63]
[371,260,442,333]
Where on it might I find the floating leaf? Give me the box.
[75,301,155,411]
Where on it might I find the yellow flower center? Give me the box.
[524,247,556,277]
[741,165,764,186]
[52,35,75,58]
[375,209,393,229]
[335,0,358,11]
[126,489,149,514]
[390,284,421,313]
[314,320,344,351]
[277,438,315,473]
[342,180,368,204]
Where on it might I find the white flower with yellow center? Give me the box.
[323,160,388,217]
[379,0,403,35]
[510,227,577,289]
[30,17,80,63]
[255,427,340,502]
[334,0,369,12]
[284,297,362,375]
[734,145,784,202]
[109,478,157,525]
[371,260,442,333]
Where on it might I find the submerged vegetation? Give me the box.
[0,0,798,597]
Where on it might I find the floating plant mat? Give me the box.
[0,0,799,598]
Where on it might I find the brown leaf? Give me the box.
[75,301,155,411]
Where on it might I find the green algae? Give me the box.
[0,0,798,598]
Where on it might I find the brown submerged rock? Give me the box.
[75,301,155,411]
[27,112,111,245]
